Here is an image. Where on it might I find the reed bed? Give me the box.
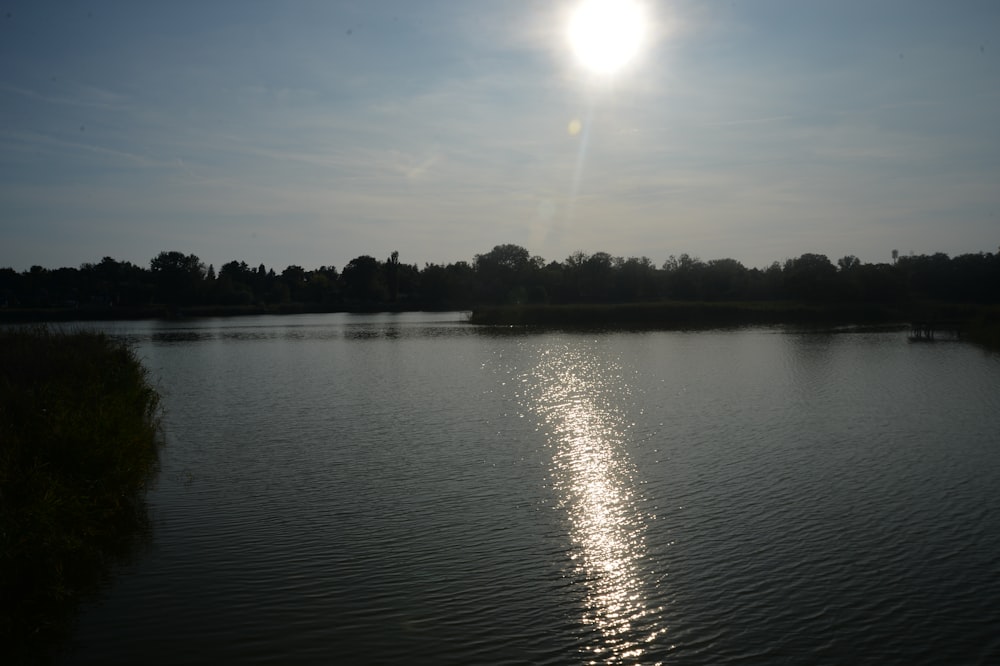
[0,327,161,663]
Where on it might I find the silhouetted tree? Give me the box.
[281,265,307,302]
[610,256,658,302]
[783,253,837,301]
[5,242,998,314]
[580,252,614,302]
[308,265,340,304]
[838,255,860,273]
[702,258,749,301]
[419,261,476,308]
[855,262,905,303]
[341,255,386,303]
[0,267,19,307]
[663,254,705,300]
[215,260,254,305]
[474,244,534,303]
[385,251,400,302]
[150,251,205,305]
[77,257,148,306]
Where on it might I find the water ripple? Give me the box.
[61,321,1000,665]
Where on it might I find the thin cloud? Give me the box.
[0,82,131,110]
[0,129,180,170]
[700,115,796,128]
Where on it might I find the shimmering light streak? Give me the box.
[524,345,665,663]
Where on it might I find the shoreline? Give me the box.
[468,300,987,326]
[2,300,997,348]
[0,302,459,323]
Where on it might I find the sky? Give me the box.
[2,1,999,273]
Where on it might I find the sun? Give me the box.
[568,0,647,76]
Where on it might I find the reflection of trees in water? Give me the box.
[151,330,208,344]
[8,501,155,665]
[343,325,401,340]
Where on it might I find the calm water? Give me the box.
[61,313,1000,665]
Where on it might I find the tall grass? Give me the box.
[0,327,161,664]
[966,308,1000,350]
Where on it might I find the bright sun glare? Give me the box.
[568,0,646,75]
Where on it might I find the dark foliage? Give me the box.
[2,246,998,320]
[0,329,161,664]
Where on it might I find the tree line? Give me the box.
[2,244,998,312]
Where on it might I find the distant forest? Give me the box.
[2,244,999,314]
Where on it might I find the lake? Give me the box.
[61,312,1000,665]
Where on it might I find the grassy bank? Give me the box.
[468,301,913,328]
[0,328,162,664]
[0,301,458,323]
[966,309,1000,350]
[470,301,1000,351]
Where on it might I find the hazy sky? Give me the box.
[2,1,999,272]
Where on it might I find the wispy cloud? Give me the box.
[0,129,180,171]
[0,82,132,111]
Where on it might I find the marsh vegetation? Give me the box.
[0,328,161,664]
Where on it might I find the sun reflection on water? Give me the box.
[525,346,665,664]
